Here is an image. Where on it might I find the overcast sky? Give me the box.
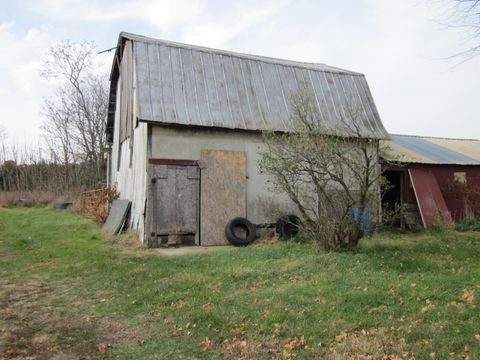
[1,0,478,145]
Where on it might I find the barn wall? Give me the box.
[111,123,148,236]
[109,50,148,239]
[383,164,480,221]
[418,164,480,221]
[150,126,296,225]
[150,125,382,228]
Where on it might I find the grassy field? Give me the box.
[0,208,479,359]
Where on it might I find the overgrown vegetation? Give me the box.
[259,90,384,251]
[455,217,480,232]
[446,173,480,219]
[1,208,479,359]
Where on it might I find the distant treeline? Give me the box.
[0,159,106,194]
[0,41,109,198]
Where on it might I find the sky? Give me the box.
[0,0,479,146]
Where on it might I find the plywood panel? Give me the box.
[200,150,246,246]
[408,168,452,228]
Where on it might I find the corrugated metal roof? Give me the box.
[382,134,480,165]
[108,32,389,140]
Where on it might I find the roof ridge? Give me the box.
[119,31,364,76]
[390,133,480,142]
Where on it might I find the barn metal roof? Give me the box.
[382,134,480,165]
[107,32,389,139]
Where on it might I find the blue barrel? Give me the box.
[353,207,372,237]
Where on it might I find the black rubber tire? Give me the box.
[276,214,301,240]
[53,202,72,210]
[225,217,256,246]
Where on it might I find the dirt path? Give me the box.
[0,281,139,360]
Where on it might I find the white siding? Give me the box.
[110,73,149,240]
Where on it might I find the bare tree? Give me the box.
[41,41,109,189]
[258,91,385,251]
[442,0,480,58]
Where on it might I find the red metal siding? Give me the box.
[382,164,480,222]
[408,169,451,227]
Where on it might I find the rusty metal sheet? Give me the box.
[408,168,452,227]
[200,150,246,246]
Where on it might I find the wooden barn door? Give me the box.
[200,150,246,246]
[147,162,200,247]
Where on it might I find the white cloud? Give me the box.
[0,23,56,143]
[2,0,479,144]
[177,0,293,49]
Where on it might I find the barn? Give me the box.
[381,134,480,228]
[106,32,389,246]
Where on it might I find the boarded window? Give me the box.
[200,150,247,246]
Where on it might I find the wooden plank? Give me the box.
[148,158,198,166]
[200,150,246,246]
[155,165,198,235]
[408,168,452,227]
[147,164,199,247]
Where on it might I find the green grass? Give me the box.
[0,208,479,359]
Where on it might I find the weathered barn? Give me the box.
[106,32,389,246]
[381,134,480,228]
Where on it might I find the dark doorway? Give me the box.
[382,170,403,227]
[383,171,402,209]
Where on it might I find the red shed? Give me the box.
[381,135,480,228]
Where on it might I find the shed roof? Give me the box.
[107,32,389,139]
[381,134,480,165]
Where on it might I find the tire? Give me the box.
[53,202,72,210]
[276,214,301,240]
[225,217,256,246]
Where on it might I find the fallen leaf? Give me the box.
[285,336,305,350]
[200,337,212,350]
[289,275,300,283]
[97,343,111,352]
[335,331,347,343]
[416,339,432,346]
[202,303,214,313]
[171,327,182,336]
[461,289,476,304]
[4,347,16,356]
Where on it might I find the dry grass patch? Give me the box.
[0,281,142,360]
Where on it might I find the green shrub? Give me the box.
[455,218,480,232]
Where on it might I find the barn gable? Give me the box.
[107,32,389,142]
